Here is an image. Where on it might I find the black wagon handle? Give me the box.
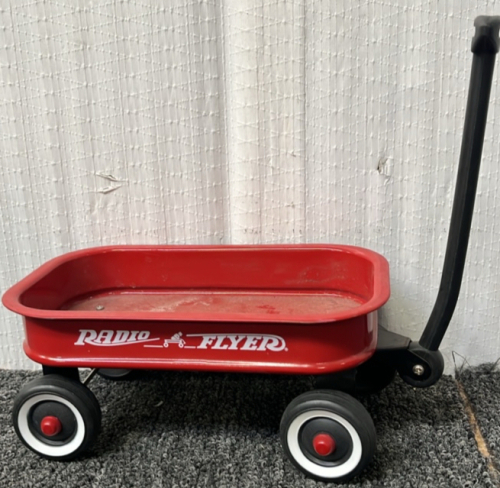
[419,16,500,351]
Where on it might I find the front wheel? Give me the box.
[280,390,376,483]
[12,374,101,460]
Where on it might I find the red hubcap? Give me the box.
[312,433,336,456]
[40,416,62,436]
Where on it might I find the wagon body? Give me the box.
[2,244,390,375]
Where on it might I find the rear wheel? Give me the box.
[12,375,101,460]
[280,390,376,482]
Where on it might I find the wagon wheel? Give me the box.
[12,374,101,460]
[280,390,376,483]
[97,368,134,380]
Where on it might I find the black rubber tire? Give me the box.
[97,368,134,381]
[12,375,101,460]
[280,390,376,483]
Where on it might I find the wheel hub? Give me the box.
[312,433,336,456]
[40,416,63,437]
[29,400,77,443]
[299,417,353,466]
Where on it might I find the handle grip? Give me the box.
[472,15,500,53]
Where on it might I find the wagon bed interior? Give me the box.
[60,288,365,316]
[14,246,387,322]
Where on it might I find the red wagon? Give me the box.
[2,245,389,375]
[3,16,500,483]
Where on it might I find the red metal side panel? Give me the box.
[22,312,377,374]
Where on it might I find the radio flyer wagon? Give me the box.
[3,16,500,483]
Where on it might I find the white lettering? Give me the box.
[187,333,287,352]
[257,335,285,352]
[97,330,114,344]
[112,330,130,344]
[227,335,246,350]
[198,336,216,349]
[75,330,287,351]
[75,329,97,345]
[138,331,150,341]
[212,335,228,350]
[74,329,159,347]
[241,336,260,351]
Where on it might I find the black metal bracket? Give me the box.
[42,366,80,382]
[374,325,411,352]
[375,326,444,388]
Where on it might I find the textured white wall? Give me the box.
[1,1,499,372]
